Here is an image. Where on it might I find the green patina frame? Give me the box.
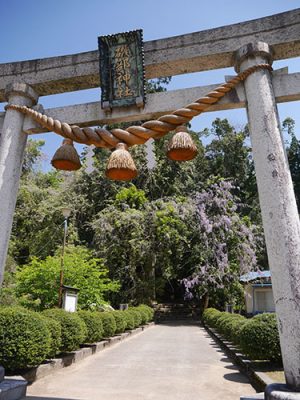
[98,29,145,109]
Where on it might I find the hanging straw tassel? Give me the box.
[51,138,82,171]
[106,142,137,181]
[166,125,198,161]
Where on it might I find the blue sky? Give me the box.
[1,0,299,169]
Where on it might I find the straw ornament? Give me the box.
[105,143,137,181]
[51,138,81,171]
[167,126,198,161]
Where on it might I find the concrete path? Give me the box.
[26,323,256,400]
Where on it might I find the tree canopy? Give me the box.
[15,246,119,310]
[2,113,299,309]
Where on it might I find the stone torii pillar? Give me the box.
[235,42,300,396]
[0,83,38,286]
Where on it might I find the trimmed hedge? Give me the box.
[202,308,282,363]
[43,309,87,352]
[239,313,281,362]
[202,308,223,328]
[127,308,142,328]
[112,310,127,334]
[220,315,248,345]
[41,315,62,358]
[0,307,51,370]
[0,304,153,372]
[123,309,135,330]
[141,304,154,321]
[78,311,104,343]
[135,305,151,324]
[99,312,117,338]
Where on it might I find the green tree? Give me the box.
[8,117,276,307]
[145,77,172,93]
[114,185,147,209]
[22,139,45,176]
[145,130,208,199]
[203,119,261,216]
[93,204,150,304]
[205,119,250,182]
[10,170,79,264]
[15,246,120,310]
[92,182,261,306]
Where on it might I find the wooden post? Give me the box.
[0,83,38,285]
[235,42,300,392]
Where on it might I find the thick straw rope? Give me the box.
[5,64,272,148]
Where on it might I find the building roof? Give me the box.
[240,270,271,283]
[62,285,80,292]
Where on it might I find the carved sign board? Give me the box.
[98,30,145,110]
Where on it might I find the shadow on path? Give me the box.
[223,372,252,384]
[225,364,241,371]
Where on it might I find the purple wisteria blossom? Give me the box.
[183,180,260,299]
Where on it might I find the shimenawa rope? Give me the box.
[5,64,272,148]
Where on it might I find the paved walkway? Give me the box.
[26,323,256,400]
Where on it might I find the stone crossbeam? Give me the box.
[0,9,299,102]
[22,71,300,134]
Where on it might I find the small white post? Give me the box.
[0,83,38,286]
[235,42,300,392]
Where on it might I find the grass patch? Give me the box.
[264,370,285,383]
[252,361,285,383]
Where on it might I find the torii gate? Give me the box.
[1,9,300,399]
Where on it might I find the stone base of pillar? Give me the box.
[0,379,27,400]
[241,384,300,400]
[265,383,300,400]
[0,367,27,400]
[240,394,264,400]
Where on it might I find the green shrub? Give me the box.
[128,308,142,328]
[213,313,231,331]
[202,308,223,328]
[40,315,62,358]
[78,311,104,343]
[112,311,127,334]
[123,310,135,330]
[119,306,153,330]
[216,313,243,335]
[0,307,51,370]
[219,314,247,344]
[239,313,281,362]
[143,305,154,321]
[43,309,87,352]
[136,305,153,324]
[98,312,116,338]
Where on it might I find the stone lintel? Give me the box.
[0,9,299,101]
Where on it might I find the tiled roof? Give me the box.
[240,270,271,282]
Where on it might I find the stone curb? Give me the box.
[21,322,154,384]
[0,378,27,400]
[203,322,275,392]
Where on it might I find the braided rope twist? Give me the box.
[5,64,272,148]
